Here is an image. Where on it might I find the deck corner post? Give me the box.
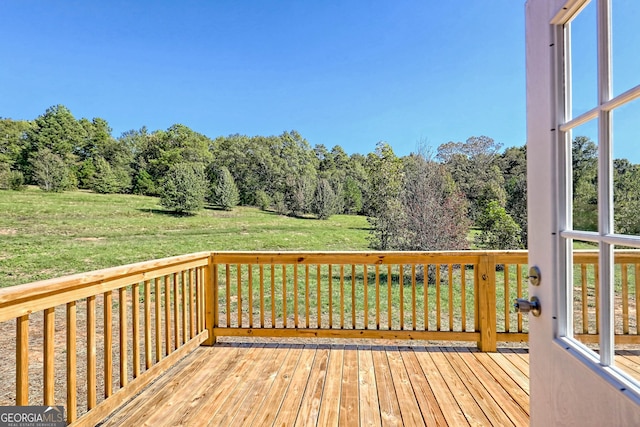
[203,253,217,346]
[477,253,497,352]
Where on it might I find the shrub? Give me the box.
[9,171,25,191]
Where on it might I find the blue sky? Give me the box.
[0,1,528,158]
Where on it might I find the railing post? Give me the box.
[203,253,217,346]
[477,253,497,352]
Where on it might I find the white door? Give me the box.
[526,0,640,425]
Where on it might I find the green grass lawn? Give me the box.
[0,187,370,287]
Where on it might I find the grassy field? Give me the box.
[0,187,370,288]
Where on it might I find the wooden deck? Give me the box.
[100,341,532,426]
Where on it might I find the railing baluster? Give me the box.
[67,302,77,423]
[340,265,345,330]
[16,314,29,405]
[448,264,454,331]
[271,264,276,328]
[581,264,588,333]
[225,265,231,328]
[622,264,629,334]
[328,264,333,328]
[317,265,321,328]
[237,265,242,328]
[119,287,128,387]
[516,264,522,333]
[181,271,187,344]
[260,265,265,328]
[436,265,441,332]
[294,264,299,328]
[104,291,113,398]
[411,265,417,331]
[363,265,368,329]
[44,307,55,405]
[87,295,97,409]
[173,273,179,349]
[132,283,140,377]
[424,264,429,331]
[375,265,380,330]
[504,264,510,333]
[351,265,356,329]
[387,265,392,330]
[305,265,310,328]
[154,278,161,362]
[249,265,254,328]
[399,265,404,331]
[282,265,287,328]
[165,277,171,355]
[189,269,195,339]
[461,265,467,332]
[144,281,152,369]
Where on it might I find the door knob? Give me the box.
[514,296,541,317]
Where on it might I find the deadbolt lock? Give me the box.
[528,266,541,286]
[514,296,541,317]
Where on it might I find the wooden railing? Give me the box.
[1,249,639,426]
[0,252,210,426]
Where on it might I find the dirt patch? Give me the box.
[0,228,17,235]
[74,237,106,241]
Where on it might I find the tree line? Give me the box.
[2,104,638,250]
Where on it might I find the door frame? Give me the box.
[526,0,640,424]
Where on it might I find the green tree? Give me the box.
[497,145,528,247]
[160,163,207,214]
[572,136,598,231]
[92,157,119,194]
[30,148,70,192]
[343,176,363,214]
[366,142,404,250]
[210,166,240,211]
[24,105,86,185]
[437,136,506,223]
[312,178,338,220]
[614,159,640,234]
[475,201,523,249]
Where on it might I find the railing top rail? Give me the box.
[0,251,210,322]
[210,250,529,265]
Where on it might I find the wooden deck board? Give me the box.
[104,341,534,426]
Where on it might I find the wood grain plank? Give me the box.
[400,348,447,426]
[317,345,343,426]
[339,345,359,426]
[385,347,425,426]
[453,348,529,426]
[487,352,530,394]
[413,348,469,426]
[358,345,382,427]
[371,346,403,426]
[427,347,490,426]
[442,347,515,427]
[294,345,330,426]
[185,343,268,426]
[207,344,281,426]
[100,342,238,427]
[271,345,317,426]
[248,345,304,425]
[472,352,529,415]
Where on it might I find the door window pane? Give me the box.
[569,1,597,118]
